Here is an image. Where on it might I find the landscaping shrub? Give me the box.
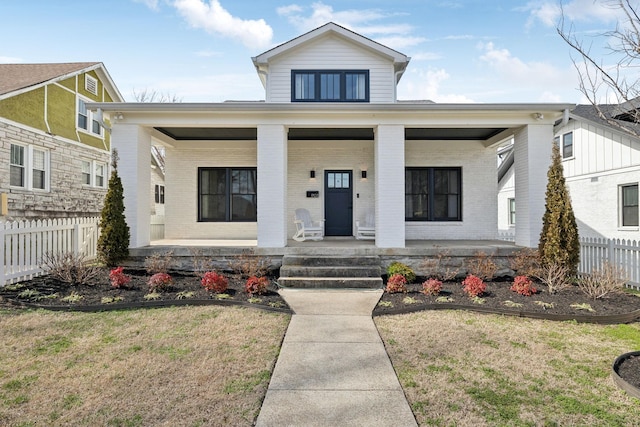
[144,251,174,275]
[462,274,486,297]
[510,275,537,296]
[97,149,130,266]
[201,271,228,293]
[147,272,172,292]
[386,262,416,283]
[422,278,443,296]
[40,252,100,286]
[229,251,270,278]
[245,276,269,296]
[536,262,571,294]
[509,248,541,277]
[577,262,627,299]
[465,251,497,280]
[109,266,131,289]
[539,142,580,275]
[421,250,459,281]
[386,274,408,293]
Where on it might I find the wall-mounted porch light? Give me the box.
[310,170,316,179]
[361,170,367,179]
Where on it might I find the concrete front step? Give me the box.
[282,255,381,267]
[280,265,381,278]
[277,277,384,289]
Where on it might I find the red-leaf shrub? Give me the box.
[422,278,443,296]
[148,272,172,292]
[510,275,537,296]
[462,274,486,297]
[109,266,131,289]
[386,274,407,293]
[245,276,269,296]
[201,271,228,293]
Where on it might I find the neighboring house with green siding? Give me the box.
[0,62,123,219]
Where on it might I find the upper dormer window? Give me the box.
[292,70,369,102]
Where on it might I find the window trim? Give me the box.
[155,184,165,204]
[197,167,257,222]
[291,70,370,103]
[9,143,50,192]
[620,183,639,227]
[561,132,573,159]
[77,96,103,137]
[508,198,516,226]
[81,160,107,188]
[405,167,462,222]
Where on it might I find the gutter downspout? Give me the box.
[554,108,570,133]
[394,69,403,102]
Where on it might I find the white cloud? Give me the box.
[194,50,221,57]
[398,68,475,103]
[133,0,160,10]
[172,0,273,49]
[276,1,424,51]
[524,0,621,28]
[478,42,578,102]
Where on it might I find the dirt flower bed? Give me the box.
[0,267,290,312]
[374,279,640,319]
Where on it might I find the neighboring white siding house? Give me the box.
[498,104,640,241]
[91,22,572,249]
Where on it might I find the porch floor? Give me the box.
[146,237,517,257]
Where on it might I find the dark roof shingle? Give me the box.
[0,62,99,96]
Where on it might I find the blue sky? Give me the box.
[0,0,623,103]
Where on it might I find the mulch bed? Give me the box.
[0,268,291,313]
[374,279,640,323]
[617,354,640,390]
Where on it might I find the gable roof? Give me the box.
[252,22,410,85]
[569,104,640,137]
[0,62,124,102]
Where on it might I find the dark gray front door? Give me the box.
[324,170,353,236]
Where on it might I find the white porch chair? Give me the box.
[356,210,375,240]
[293,208,325,242]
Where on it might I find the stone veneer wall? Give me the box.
[0,119,109,220]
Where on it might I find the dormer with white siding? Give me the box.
[252,22,410,103]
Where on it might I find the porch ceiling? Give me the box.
[154,126,508,141]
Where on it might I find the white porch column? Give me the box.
[257,125,287,247]
[514,124,553,248]
[375,125,405,248]
[110,124,151,248]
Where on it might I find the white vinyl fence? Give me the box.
[580,237,640,289]
[498,231,640,289]
[1,217,100,286]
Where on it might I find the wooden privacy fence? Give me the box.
[0,217,100,286]
[580,237,640,289]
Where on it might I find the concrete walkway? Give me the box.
[256,289,418,427]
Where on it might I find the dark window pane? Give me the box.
[320,73,340,100]
[295,73,315,100]
[10,165,24,187]
[201,195,226,221]
[92,119,101,135]
[33,170,45,189]
[622,184,639,226]
[231,195,257,221]
[10,144,24,166]
[563,132,573,158]
[346,73,366,100]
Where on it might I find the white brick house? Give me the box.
[91,23,572,249]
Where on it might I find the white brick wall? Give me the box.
[567,167,640,239]
[498,167,515,231]
[287,139,375,238]
[405,139,498,240]
[164,141,257,240]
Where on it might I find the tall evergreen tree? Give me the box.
[97,149,130,266]
[538,142,580,274]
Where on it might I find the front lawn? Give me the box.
[0,306,290,426]
[376,311,640,426]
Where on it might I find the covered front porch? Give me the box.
[128,238,520,277]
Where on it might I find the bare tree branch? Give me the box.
[557,0,640,137]
[132,88,183,103]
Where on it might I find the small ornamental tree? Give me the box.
[538,142,580,276]
[97,149,130,266]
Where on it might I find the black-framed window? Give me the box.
[198,167,256,222]
[562,132,573,158]
[405,167,462,221]
[292,70,369,102]
[155,184,165,204]
[621,184,638,227]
